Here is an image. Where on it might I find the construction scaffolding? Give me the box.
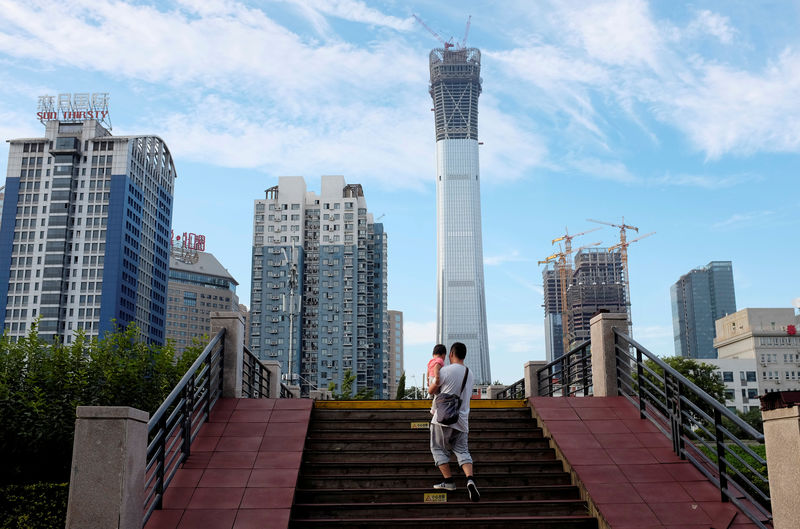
[567,247,627,343]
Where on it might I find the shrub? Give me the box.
[0,482,68,529]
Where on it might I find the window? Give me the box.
[722,371,733,383]
[724,389,734,401]
[747,389,758,399]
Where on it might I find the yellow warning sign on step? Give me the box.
[424,492,447,503]
[410,421,430,429]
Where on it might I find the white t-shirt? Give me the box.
[430,363,473,432]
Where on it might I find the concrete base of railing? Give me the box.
[66,406,148,529]
[485,384,507,399]
[524,361,546,397]
[763,405,800,529]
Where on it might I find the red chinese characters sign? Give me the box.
[171,231,206,251]
[788,325,797,336]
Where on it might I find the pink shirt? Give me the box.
[427,356,445,378]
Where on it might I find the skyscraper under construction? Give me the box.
[430,47,491,383]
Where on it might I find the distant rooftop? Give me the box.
[169,251,238,285]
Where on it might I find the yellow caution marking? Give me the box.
[424,492,447,503]
[410,421,430,429]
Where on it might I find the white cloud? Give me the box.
[634,325,673,341]
[712,210,774,230]
[569,157,638,183]
[287,0,415,32]
[653,173,758,189]
[687,10,736,45]
[488,322,544,354]
[403,320,435,346]
[484,250,528,266]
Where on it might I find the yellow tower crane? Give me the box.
[539,241,601,356]
[587,217,654,337]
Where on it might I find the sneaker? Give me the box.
[433,481,456,491]
[466,478,480,502]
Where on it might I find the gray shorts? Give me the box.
[430,423,473,467]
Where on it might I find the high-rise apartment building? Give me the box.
[429,47,491,384]
[249,176,389,398]
[0,117,175,344]
[387,309,404,397]
[568,248,626,344]
[0,185,5,230]
[165,250,240,354]
[671,261,736,359]
[542,267,564,364]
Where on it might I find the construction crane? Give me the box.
[539,241,601,356]
[551,226,601,270]
[587,217,653,337]
[413,14,472,50]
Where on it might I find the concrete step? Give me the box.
[311,408,533,421]
[303,448,556,463]
[301,460,565,477]
[293,485,582,504]
[292,499,591,519]
[308,418,538,431]
[290,515,598,529]
[297,471,573,489]
[303,437,552,451]
[306,428,543,440]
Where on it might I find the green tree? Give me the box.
[395,372,406,400]
[643,356,726,403]
[328,369,376,400]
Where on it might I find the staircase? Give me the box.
[290,401,598,528]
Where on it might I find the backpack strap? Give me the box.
[459,366,469,396]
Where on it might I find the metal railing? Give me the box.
[280,382,295,398]
[614,329,771,529]
[143,329,225,525]
[242,344,271,398]
[496,378,525,399]
[536,340,592,396]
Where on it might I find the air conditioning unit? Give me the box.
[776,380,781,384]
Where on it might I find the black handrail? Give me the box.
[536,340,592,396]
[143,329,225,525]
[614,329,771,529]
[496,378,525,399]
[242,344,271,398]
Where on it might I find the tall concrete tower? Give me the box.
[429,47,491,383]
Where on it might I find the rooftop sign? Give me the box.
[37,92,111,129]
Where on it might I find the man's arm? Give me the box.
[428,375,441,395]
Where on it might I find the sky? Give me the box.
[0,0,798,385]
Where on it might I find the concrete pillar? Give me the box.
[261,360,282,399]
[762,405,800,529]
[524,361,547,397]
[211,311,245,398]
[309,389,333,400]
[485,384,507,399]
[66,406,148,529]
[589,312,628,397]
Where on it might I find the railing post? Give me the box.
[210,311,245,398]
[762,403,800,529]
[262,360,282,398]
[524,361,546,398]
[636,347,645,418]
[66,407,148,529]
[589,312,628,397]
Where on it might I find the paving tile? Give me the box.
[269,409,311,423]
[248,469,299,488]
[233,508,291,529]
[144,509,183,529]
[187,487,246,509]
[607,448,659,465]
[558,446,613,465]
[199,422,228,437]
[223,422,268,437]
[621,418,662,432]
[162,487,196,509]
[177,509,236,529]
[600,502,660,526]
[192,436,221,452]
[697,501,738,527]
[208,408,234,423]
[273,399,313,410]
[544,420,591,434]
[240,487,296,509]
[253,451,303,469]
[612,405,645,420]
[529,396,572,408]
[634,481,694,503]
[679,480,723,502]
[215,436,262,452]
[235,399,276,410]
[208,451,258,469]
[663,462,707,482]
[649,502,712,525]
[170,469,204,488]
[584,482,643,504]
[647,447,680,463]
[181,452,213,469]
[620,464,671,483]
[574,407,620,420]
[584,419,631,434]
[264,421,308,437]
[594,433,644,448]
[198,469,252,488]
[553,433,601,449]
[214,399,239,411]
[571,464,629,484]
[565,396,615,408]
[229,410,272,423]
[536,407,581,420]
[635,432,672,448]
[259,436,306,452]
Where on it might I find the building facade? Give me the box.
[249,176,389,398]
[671,261,737,359]
[567,248,626,344]
[165,250,240,354]
[542,266,564,364]
[387,309,404,398]
[714,308,800,397]
[429,47,491,384]
[0,119,175,344]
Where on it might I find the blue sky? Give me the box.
[1,0,797,384]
